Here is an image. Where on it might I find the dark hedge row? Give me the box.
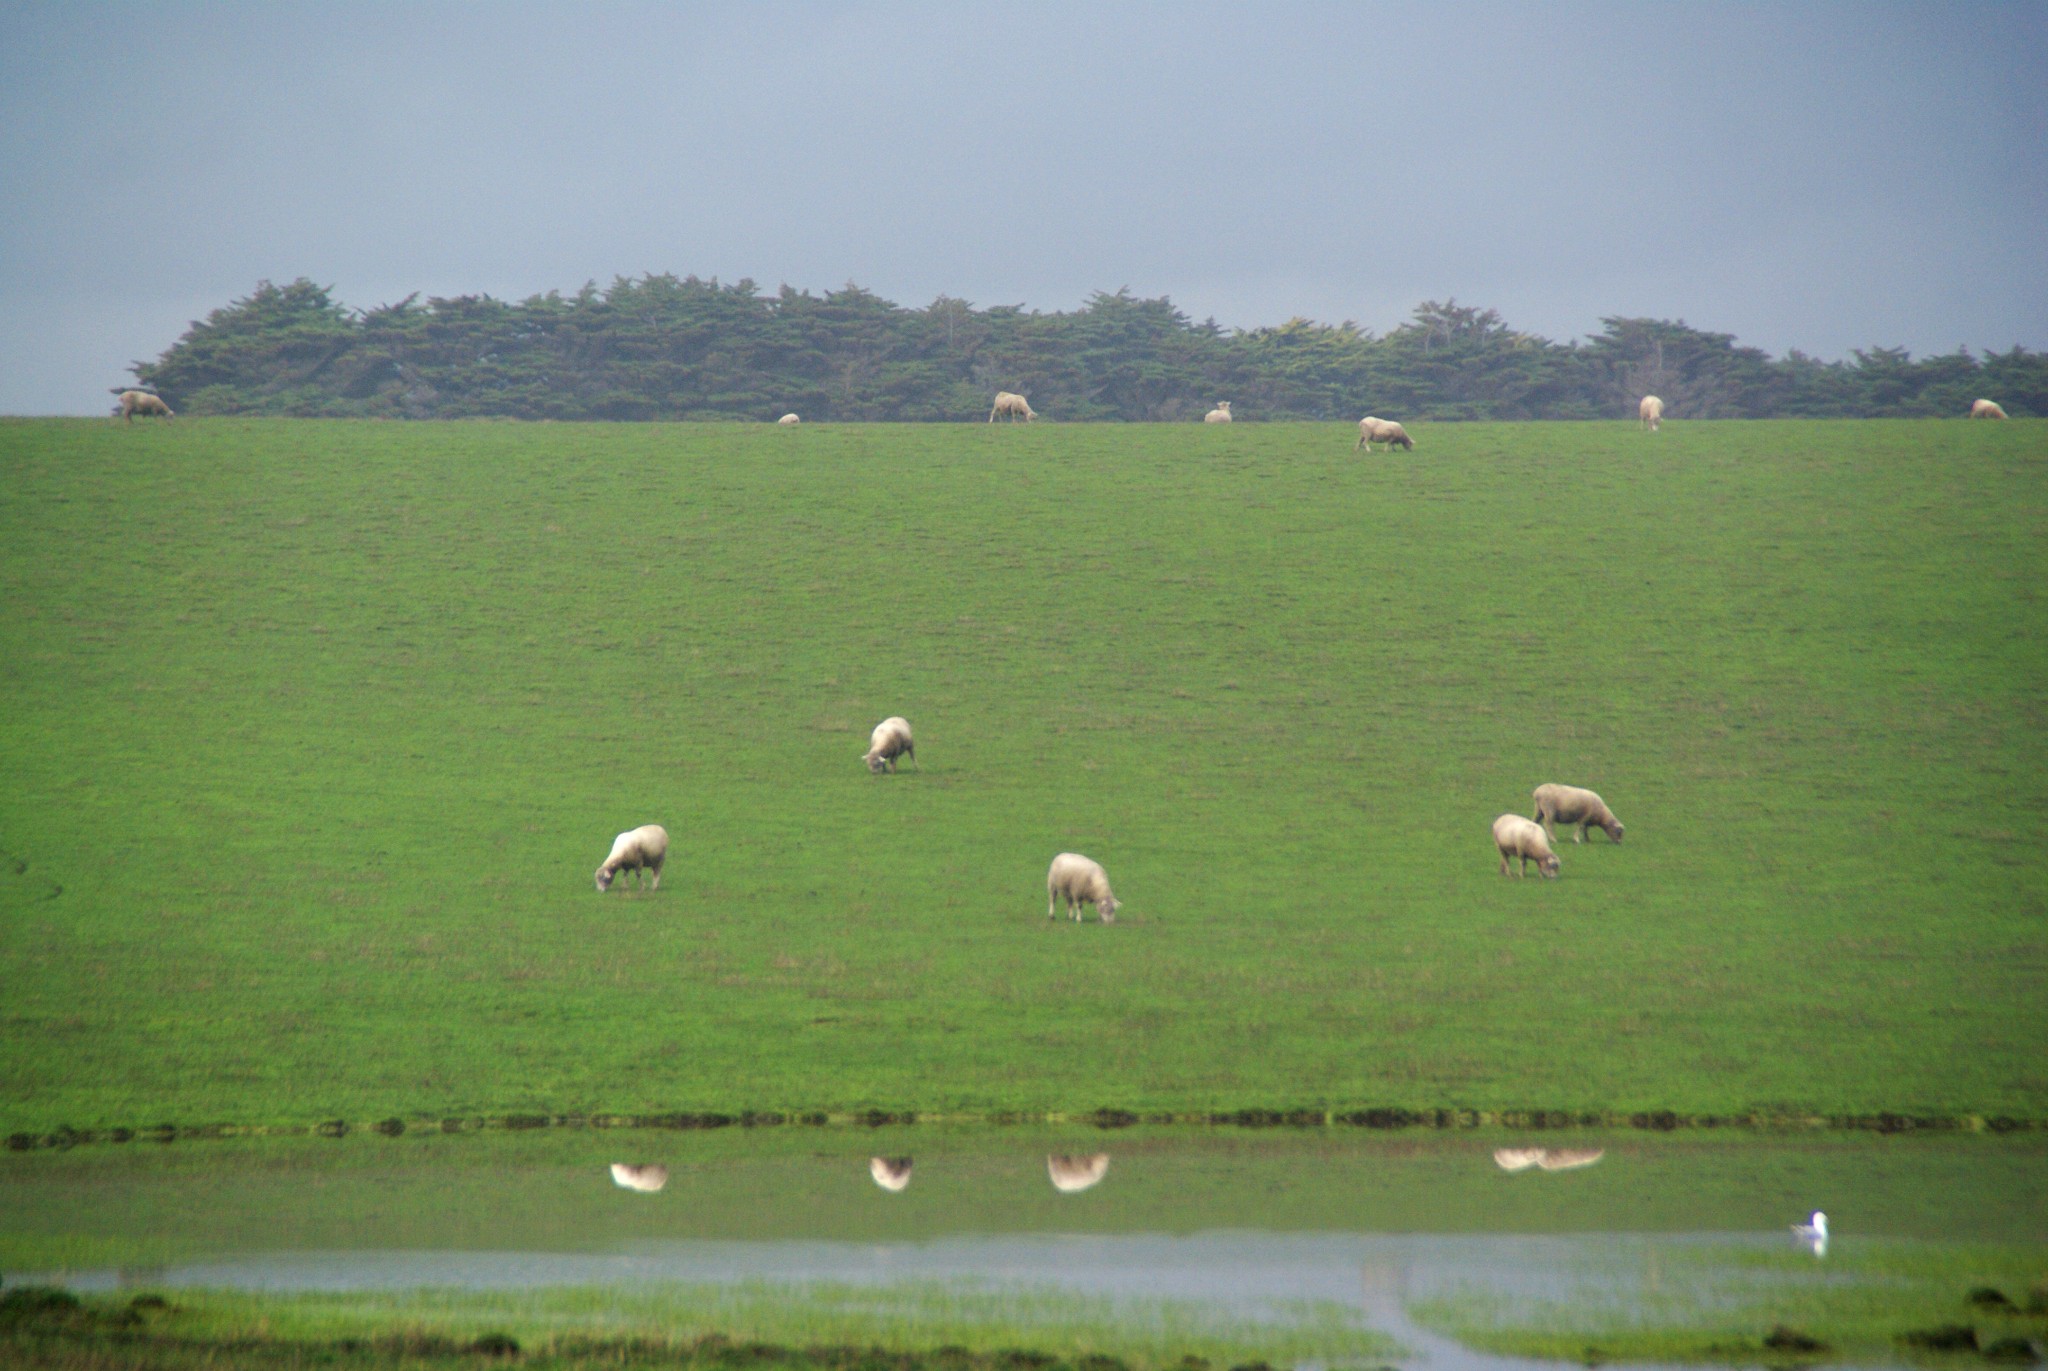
[130,276,2046,421]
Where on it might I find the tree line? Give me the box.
[129,276,2045,421]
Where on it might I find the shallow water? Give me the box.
[4,1129,2042,1368]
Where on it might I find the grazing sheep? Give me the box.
[988,391,1037,423]
[1355,416,1414,451]
[595,824,668,892]
[1971,398,2008,419]
[1536,1148,1605,1171]
[1639,395,1664,431]
[114,389,174,422]
[1493,814,1560,879]
[1047,852,1120,923]
[1531,783,1625,844]
[610,1163,669,1193]
[869,1156,914,1192]
[1047,1153,1110,1193]
[778,413,802,425]
[1494,1147,1604,1172]
[1204,401,1233,423]
[863,716,916,774]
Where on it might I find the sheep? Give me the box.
[595,824,668,892]
[863,716,916,773]
[1047,1153,1110,1193]
[1639,395,1664,431]
[114,389,174,422]
[609,1163,669,1193]
[988,391,1037,423]
[1971,398,2008,419]
[778,413,802,425]
[1204,401,1233,423]
[1355,416,1414,451]
[1536,1148,1604,1171]
[1047,852,1120,923]
[1531,783,1625,844]
[869,1156,914,1192]
[1494,1147,1604,1172]
[1493,814,1560,879]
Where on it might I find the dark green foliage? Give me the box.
[1762,1324,1826,1352]
[131,279,2048,420]
[1903,1325,1981,1352]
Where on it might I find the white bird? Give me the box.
[869,1156,913,1192]
[1792,1210,1828,1256]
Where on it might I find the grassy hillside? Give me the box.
[0,418,2041,1130]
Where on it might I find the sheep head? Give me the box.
[1099,895,1120,922]
[1538,854,1561,878]
[865,752,887,773]
[595,866,615,892]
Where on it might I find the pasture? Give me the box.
[0,417,2041,1133]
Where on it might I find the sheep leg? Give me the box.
[1499,851,1511,877]
[1574,823,1586,844]
[1049,892,1057,919]
[649,858,663,891]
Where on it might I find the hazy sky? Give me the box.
[4,1,2044,414]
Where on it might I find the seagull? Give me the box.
[1792,1210,1828,1256]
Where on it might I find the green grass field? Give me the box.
[1,418,2042,1132]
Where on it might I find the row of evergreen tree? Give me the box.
[130,276,2044,422]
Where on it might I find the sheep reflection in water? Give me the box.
[1048,1153,1110,1193]
[609,1163,669,1193]
[1492,1147,1604,1172]
[869,1157,914,1192]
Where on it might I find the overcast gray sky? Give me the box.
[4,0,2044,414]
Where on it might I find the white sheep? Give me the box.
[1047,1153,1110,1193]
[1355,416,1414,451]
[1493,814,1560,879]
[1532,783,1625,844]
[609,1163,669,1192]
[1639,395,1664,431]
[1537,1148,1604,1171]
[989,391,1037,423]
[1204,401,1233,423]
[114,389,174,422]
[869,1156,913,1192]
[595,824,668,892]
[1971,398,2008,419]
[863,717,916,773]
[778,413,802,426]
[1047,852,1120,922]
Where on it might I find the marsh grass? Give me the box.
[1408,1239,2048,1364]
[0,418,2043,1129]
[0,1281,1397,1370]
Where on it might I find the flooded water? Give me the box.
[3,1128,2042,1369]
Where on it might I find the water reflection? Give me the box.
[1048,1153,1110,1193]
[1492,1148,1603,1173]
[609,1163,668,1193]
[869,1157,913,1192]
